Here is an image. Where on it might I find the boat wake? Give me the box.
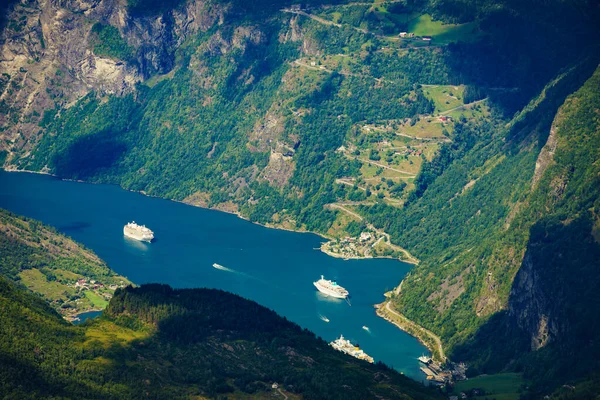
[212,263,268,285]
[319,314,330,323]
[212,263,236,273]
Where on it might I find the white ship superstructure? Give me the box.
[330,335,374,363]
[313,275,349,299]
[418,355,432,364]
[123,221,154,242]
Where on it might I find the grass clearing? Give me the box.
[143,69,175,88]
[423,85,465,113]
[53,268,82,281]
[327,211,359,238]
[446,100,491,120]
[452,372,526,400]
[19,268,75,301]
[399,118,451,138]
[84,290,109,309]
[84,320,149,348]
[407,14,481,44]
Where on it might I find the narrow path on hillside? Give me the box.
[328,203,364,221]
[293,59,392,84]
[326,202,419,263]
[384,301,446,361]
[395,132,451,142]
[335,200,377,206]
[355,156,417,177]
[335,178,367,191]
[439,98,487,115]
[277,388,289,400]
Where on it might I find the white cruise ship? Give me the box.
[313,275,349,299]
[123,221,154,242]
[330,335,374,363]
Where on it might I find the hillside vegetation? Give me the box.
[0,209,130,318]
[0,277,444,399]
[0,210,442,399]
[1,0,600,397]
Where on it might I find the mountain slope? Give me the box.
[378,63,600,396]
[1,0,600,396]
[0,209,130,318]
[0,210,442,400]
[453,65,600,396]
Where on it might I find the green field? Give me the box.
[423,85,465,113]
[452,373,527,400]
[84,290,109,309]
[407,14,481,44]
[19,269,75,301]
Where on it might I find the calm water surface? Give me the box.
[0,171,429,379]
[73,310,103,325]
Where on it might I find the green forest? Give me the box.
[2,0,600,398]
[0,209,441,399]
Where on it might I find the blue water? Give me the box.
[73,310,103,325]
[0,171,429,379]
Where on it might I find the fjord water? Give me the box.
[0,171,429,379]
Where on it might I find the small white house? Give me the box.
[399,32,408,37]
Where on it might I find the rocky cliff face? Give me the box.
[507,250,555,351]
[0,0,224,162]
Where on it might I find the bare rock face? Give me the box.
[532,121,559,188]
[250,111,285,152]
[259,151,295,188]
[0,0,222,163]
[78,51,139,93]
[508,251,558,351]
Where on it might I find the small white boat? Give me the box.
[212,263,233,272]
[362,325,369,331]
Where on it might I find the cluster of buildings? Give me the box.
[399,32,433,41]
[321,231,380,259]
[74,278,120,292]
[420,356,468,385]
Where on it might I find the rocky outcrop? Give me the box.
[507,251,557,350]
[258,151,295,188]
[531,121,558,188]
[0,0,223,163]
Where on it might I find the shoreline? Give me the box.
[3,167,430,351]
[66,308,104,323]
[376,297,446,364]
[2,167,414,264]
[320,244,418,264]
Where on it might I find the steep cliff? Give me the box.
[449,66,600,396]
[1,0,600,395]
[0,0,225,160]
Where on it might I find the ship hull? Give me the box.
[313,282,347,299]
[124,230,154,242]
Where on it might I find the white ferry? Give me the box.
[313,275,349,299]
[418,355,432,364]
[123,221,154,242]
[330,335,374,363]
